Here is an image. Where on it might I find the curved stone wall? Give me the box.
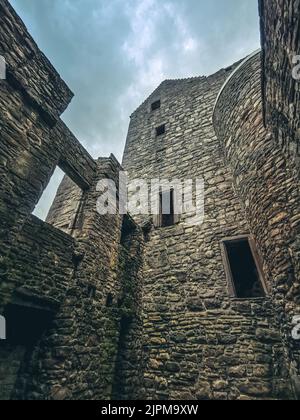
[214,52,300,397]
[259,0,300,176]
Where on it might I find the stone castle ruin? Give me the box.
[0,0,299,400]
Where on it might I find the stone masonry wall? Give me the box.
[122,66,289,399]
[0,0,72,124]
[214,51,300,398]
[11,157,129,400]
[1,0,299,401]
[5,215,75,309]
[0,0,97,399]
[259,0,300,173]
[0,216,75,401]
[0,0,140,400]
[112,216,145,400]
[259,1,300,394]
[0,0,96,312]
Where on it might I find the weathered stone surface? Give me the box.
[0,0,143,401]
[121,56,292,399]
[214,49,300,400]
[0,0,299,401]
[0,0,73,123]
[259,0,300,175]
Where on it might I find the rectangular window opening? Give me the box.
[160,189,175,227]
[151,100,161,111]
[221,237,267,299]
[33,166,84,235]
[4,304,54,345]
[156,124,166,137]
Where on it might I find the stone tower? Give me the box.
[0,0,299,400]
[121,59,295,400]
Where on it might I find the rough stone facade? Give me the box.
[0,0,143,400]
[214,50,300,399]
[258,0,300,395]
[0,0,299,400]
[259,0,300,173]
[122,62,291,400]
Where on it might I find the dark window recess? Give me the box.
[106,293,114,307]
[222,238,266,298]
[88,285,96,299]
[120,214,136,245]
[4,304,54,345]
[151,100,161,111]
[156,124,166,137]
[160,189,175,227]
[112,316,132,399]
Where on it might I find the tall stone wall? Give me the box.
[259,0,300,173]
[112,216,145,400]
[122,67,289,399]
[0,0,81,397]
[0,0,142,400]
[11,157,137,400]
[1,0,299,401]
[214,51,300,398]
[258,3,300,394]
[0,0,96,310]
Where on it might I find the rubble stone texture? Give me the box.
[0,0,299,400]
[259,0,300,395]
[259,0,300,174]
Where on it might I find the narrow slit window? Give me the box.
[151,100,161,111]
[221,237,267,298]
[106,293,114,307]
[160,189,174,227]
[156,124,166,137]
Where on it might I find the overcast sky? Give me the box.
[10,0,261,219]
